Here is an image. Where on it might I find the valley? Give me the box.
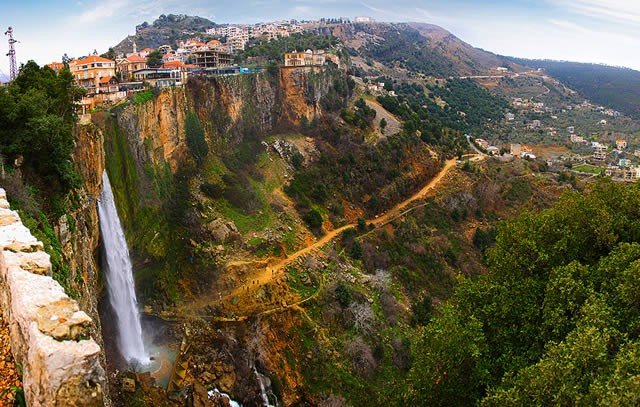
[1,10,640,407]
[172,156,467,321]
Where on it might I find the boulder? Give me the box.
[206,219,239,243]
[122,377,136,393]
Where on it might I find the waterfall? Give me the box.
[98,170,148,364]
[254,367,277,407]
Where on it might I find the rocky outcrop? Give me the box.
[116,88,188,172]
[112,69,337,178]
[60,124,105,334]
[206,218,239,243]
[0,189,105,406]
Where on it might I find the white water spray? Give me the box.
[99,171,148,364]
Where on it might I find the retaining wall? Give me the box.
[0,189,105,406]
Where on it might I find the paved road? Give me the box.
[466,135,488,156]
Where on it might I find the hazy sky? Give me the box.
[1,0,639,79]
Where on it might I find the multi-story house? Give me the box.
[117,55,147,81]
[46,62,66,74]
[191,49,233,68]
[283,49,339,67]
[68,54,116,94]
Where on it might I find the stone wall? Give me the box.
[0,189,105,406]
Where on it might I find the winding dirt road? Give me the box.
[175,155,481,319]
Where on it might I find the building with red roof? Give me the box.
[117,54,148,80]
[68,54,116,93]
[46,62,66,74]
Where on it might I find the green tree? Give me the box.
[101,47,116,60]
[483,296,620,405]
[0,61,82,196]
[404,181,640,405]
[405,304,488,406]
[303,208,323,230]
[146,50,163,68]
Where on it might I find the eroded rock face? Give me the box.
[111,70,334,183]
[117,88,188,172]
[0,190,106,406]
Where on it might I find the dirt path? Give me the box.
[175,156,475,319]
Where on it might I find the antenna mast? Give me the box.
[5,27,17,81]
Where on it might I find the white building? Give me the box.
[474,138,489,149]
[593,144,607,161]
[570,134,585,143]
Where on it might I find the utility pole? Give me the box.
[5,27,17,81]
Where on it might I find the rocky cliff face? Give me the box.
[116,89,188,172]
[115,69,336,174]
[53,124,108,399]
[64,66,334,309]
[278,67,332,127]
[60,124,105,323]
[88,68,345,404]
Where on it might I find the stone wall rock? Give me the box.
[0,189,106,406]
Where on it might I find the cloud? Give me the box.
[550,0,640,26]
[547,18,635,41]
[360,2,440,22]
[547,19,590,34]
[289,6,315,16]
[74,0,216,25]
[77,0,130,24]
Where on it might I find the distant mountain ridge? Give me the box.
[510,58,640,119]
[333,22,523,77]
[408,23,522,76]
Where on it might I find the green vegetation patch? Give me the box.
[132,89,154,105]
[573,164,602,174]
[404,180,640,405]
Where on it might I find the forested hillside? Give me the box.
[404,180,640,405]
[511,58,640,119]
[353,23,457,77]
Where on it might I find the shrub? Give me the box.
[132,90,154,105]
[334,282,352,308]
[291,152,304,170]
[346,336,377,378]
[304,208,323,229]
[200,182,224,199]
[185,111,209,165]
[349,240,363,259]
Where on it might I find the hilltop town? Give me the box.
[46,16,351,113]
[43,14,640,186]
